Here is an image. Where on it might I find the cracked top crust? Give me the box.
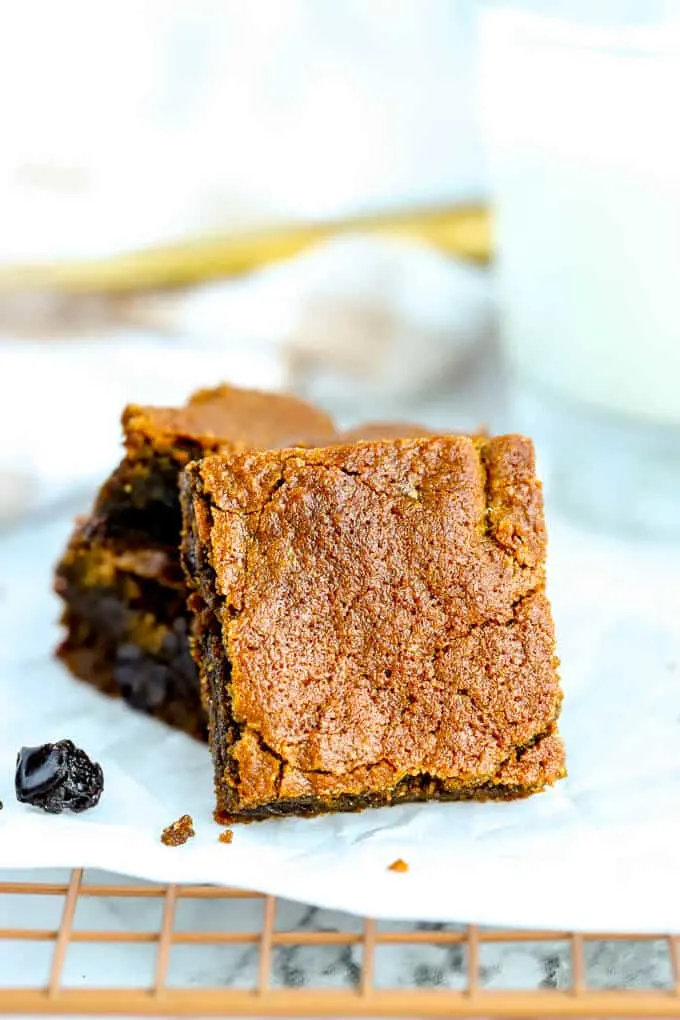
[188,435,563,807]
[122,384,337,459]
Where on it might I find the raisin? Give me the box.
[114,624,198,714]
[82,591,130,640]
[15,740,104,814]
[163,618,197,685]
[114,644,169,709]
[182,539,199,583]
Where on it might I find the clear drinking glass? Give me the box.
[478,4,680,537]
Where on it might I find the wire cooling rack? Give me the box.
[1,868,679,1017]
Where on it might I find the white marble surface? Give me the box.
[0,867,675,993]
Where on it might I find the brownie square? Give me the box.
[181,435,565,821]
[54,385,336,737]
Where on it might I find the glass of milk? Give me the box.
[479,5,680,537]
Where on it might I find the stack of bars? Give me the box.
[56,384,566,822]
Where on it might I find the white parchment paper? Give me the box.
[1,509,679,932]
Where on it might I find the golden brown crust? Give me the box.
[122,384,337,457]
[184,435,565,817]
[304,421,486,447]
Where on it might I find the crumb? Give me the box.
[218,828,234,844]
[161,814,195,846]
[388,858,409,873]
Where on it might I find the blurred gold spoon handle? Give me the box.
[0,204,490,295]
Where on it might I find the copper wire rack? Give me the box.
[1,868,679,1016]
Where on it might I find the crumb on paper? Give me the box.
[218,828,234,844]
[388,858,409,873]
[161,814,195,847]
